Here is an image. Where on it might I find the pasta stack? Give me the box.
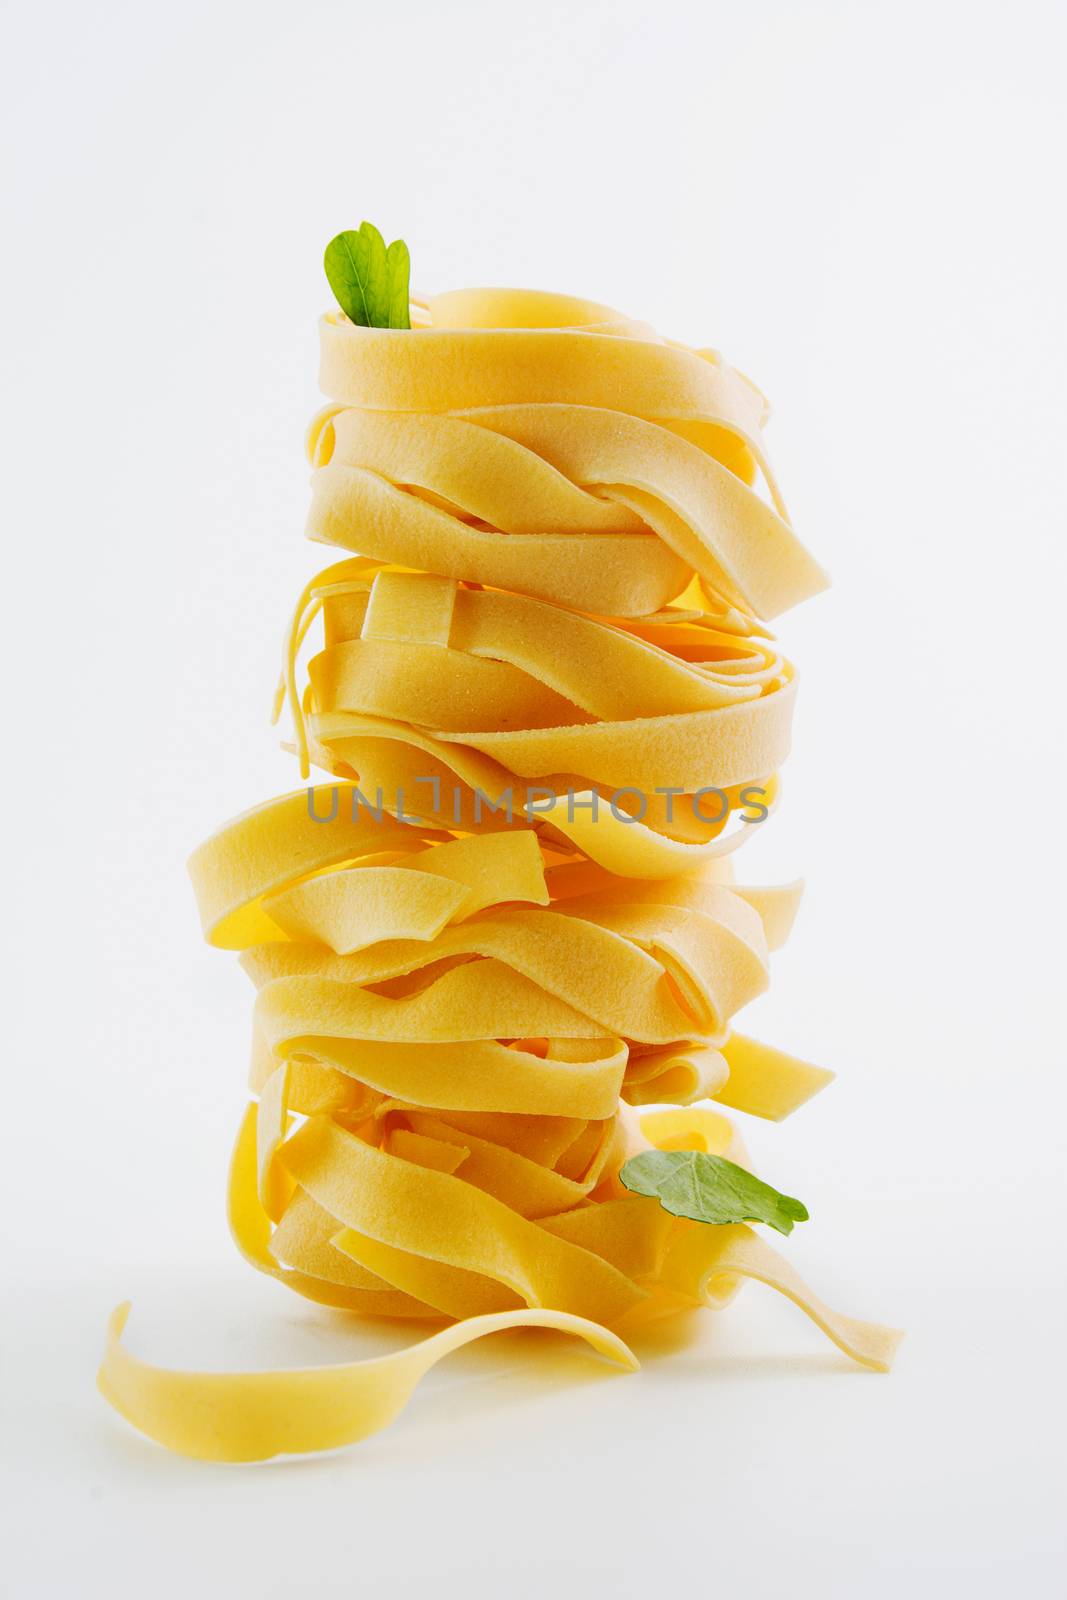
[98,288,900,1460]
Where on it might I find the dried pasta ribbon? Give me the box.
[99,287,897,1461]
[98,1097,896,1460]
[99,1301,639,1463]
[187,802,891,1340]
[304,569,796,796]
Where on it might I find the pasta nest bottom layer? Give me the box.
[97,791,901,1461]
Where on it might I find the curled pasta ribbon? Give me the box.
[99,1091,898,1460]
[281,287,824,788]
[99,290,898,1461]
[99,1302,639,1464]
[279,562,795,871]
[194,795,896,1358]
[304,568,795,794]
[311,288,828,623]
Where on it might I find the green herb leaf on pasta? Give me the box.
[619,1150,809,1236]
[324,223,411,329]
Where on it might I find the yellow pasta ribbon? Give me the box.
[99,287,898,1460]
[99,1302,638,1463]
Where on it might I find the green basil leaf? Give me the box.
[324,222,411,329]
[619,1150,809,1236]
[383,238,412,329]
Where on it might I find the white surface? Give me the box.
[2,1,1065,1595]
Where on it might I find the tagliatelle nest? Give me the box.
[98,286,900,1461]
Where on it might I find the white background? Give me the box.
[2,1,1065,1594]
